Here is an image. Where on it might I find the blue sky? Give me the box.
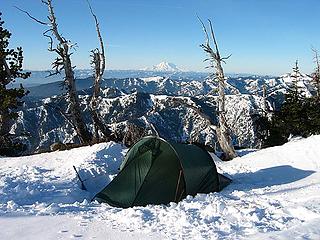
[1,0,320,75]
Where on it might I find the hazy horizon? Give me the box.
[1,0,320,75]
[21,67,276,77]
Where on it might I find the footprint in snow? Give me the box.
[79,220,89,225]
[59,230,68,233]
[71,234,83,238]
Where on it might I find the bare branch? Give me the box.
[221,54,232,61]
[86,0,108,142]
[171,98,217,128]
[197,15,210,48]
[45,103,76,130]
[87,0,106,76]
[208,19,221,59]
[42,29,57,53]
[146,97,217,130]
[14,6,49,25]
[46,0,65,44]
[45,69,61,78]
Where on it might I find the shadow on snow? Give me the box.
[231,165,315,190]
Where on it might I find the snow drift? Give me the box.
[0,135,320,239]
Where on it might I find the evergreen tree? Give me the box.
[287,60,304,102]
[0,12,30,155]
[263,60,320,147]
[264,90,320,147]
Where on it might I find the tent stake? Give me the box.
[73,165,87,191]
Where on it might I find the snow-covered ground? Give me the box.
[0,136,320,239]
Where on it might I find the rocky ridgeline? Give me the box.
[11,89,264,154]
[10,72,314,154]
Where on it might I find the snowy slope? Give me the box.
[1,136,320,239]
[14,92,264,153]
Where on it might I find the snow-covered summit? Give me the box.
[144,62,183,72]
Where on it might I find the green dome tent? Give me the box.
[95,136,231,208]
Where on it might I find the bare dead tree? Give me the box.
[198,18,237,160]
[262,84,268,116]
[86,0,112,142]
[17,0,92,144]
[312,48,320,99]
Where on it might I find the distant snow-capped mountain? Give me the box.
[143,62,183,72]
[24,70,315,109]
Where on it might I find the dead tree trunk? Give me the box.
[18,0,92,143]
[262,84,267,116]
[199,18,237,160]
[87,1,112,142]
[46,0,92,144]
[312,48,320,99]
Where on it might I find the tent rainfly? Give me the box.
[94,136,231,208]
